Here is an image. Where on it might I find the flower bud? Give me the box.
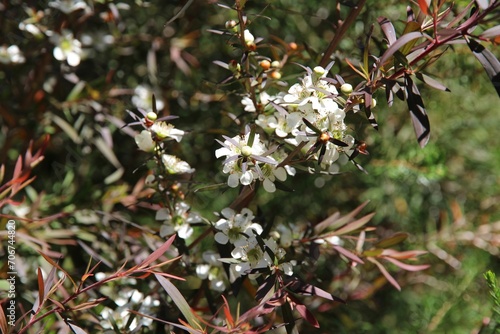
[271,60,280,68]
[270,71,281,80]
[259,59,271,70]
[340,83,353,94]
[225,20,237,29]
[146,111,157,121]
[313,66,326,76]
[372,98,377,108]
[289,42,298,50]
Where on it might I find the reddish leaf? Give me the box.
[332,245,364,264]
[137,234,176,269]
[377,31,424,68]
[418,0,430,15]
[383,257,430,271]
[295,304,319,328]
[368,257,401,291]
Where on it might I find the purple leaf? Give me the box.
[415,73,450,92]
[404,74,430,147]
[466,38,500,97]
[285,277,345,303]
[377,31,424,69]
[378,17,397,45]
[295,304,320,328]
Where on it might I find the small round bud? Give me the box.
[340,83,353,94]
[271,60,280,68]
[270,71,281,80]
[259,60,271,70]
[225,20,237,29]
[146,111,158,121]
[372,98,377,108]
[289,42,298,50]
[313,66,326,76]
[241,145,252,157]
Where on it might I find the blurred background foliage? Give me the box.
[1,0,500,333]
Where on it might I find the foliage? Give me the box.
[1,0,500,333]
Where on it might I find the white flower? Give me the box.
[161,154,194,174]
[215,130,278,188]
[150,121,184,142]
[196,251,227,292]
[259,163,287,193]
[0,45,25,64]
[214,208,262,246]
[49,0,89,14]
[132,85,165,113]
[51,30,83,66]
[134,130,155,152]
[155,202,201,239]
[243,29,255,44]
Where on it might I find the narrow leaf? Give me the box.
[374,232,409,248]
[332,212,375,236]
[378,17,397,45]
[368,257,401,291]
[467,38,500,97]
[0,301,8,334]
[383,257,430,271]
[418,0,430,15]
[66,321,89,334]
[415,73,450,91]
[295,304,319,328]
[332,245,364,264]
[314,201,370,234]
[378,31,424,69]
[480,25,500,39]
[137,235,176,269]
[37,268,45,309]
[405,74,430,147]
[155,273,200,329]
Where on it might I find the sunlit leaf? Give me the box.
[466,38,500,97]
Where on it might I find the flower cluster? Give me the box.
[213,207,293,280]
[215,63,366,190]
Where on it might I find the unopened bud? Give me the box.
[289,42,298,50]
[372,98,377,108]
[313,66,326,76]
[146,111,158,121]
[271,60,280,68]
[340,83,353,94]
[260,60,271,70]
[225,20,237,29]
[270,71,281,80]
